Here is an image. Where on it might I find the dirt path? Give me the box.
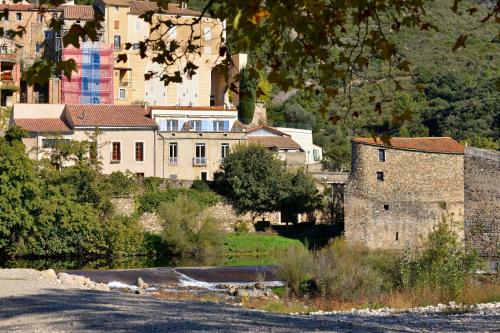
[1,269,499,332]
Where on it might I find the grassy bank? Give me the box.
[224,233,304,256]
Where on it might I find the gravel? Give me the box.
[1,269,499,332]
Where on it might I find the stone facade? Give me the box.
[464,147,500,259]
[345,140,464,250]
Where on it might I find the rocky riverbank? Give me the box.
[1,268,499,332]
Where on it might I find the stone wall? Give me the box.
[464,147,500,259]
[345,142,464,250]
[111,197,135,217]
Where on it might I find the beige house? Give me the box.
[94,0,228,107]
[247,126,308,168]
[11,103,158,177]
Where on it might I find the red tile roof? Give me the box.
[15,118,71,133]
[62,5,95,20]
[0,4,61,11]
[128,0,158,15]
[65,105,157,128]
[247,125,291,137]
[353,137,464,154]
[249,136,302,150]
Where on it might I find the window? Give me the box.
[114,35,121,49]
[378,149,386,162]
[82,78,89,91]
[169,143,177,164]
[221,143,229,159]
[200,172,208,181]
[135,20,141,32]
[136,173,144,179]
[37,14,43,23]
[41,138,70,149]
[313,149,320,161]
[189,120,202,131]
[114,20,120,29]
[16,12,21,21]
[111,142,121,162]
[118,88,127,99]
[132,43,140,50]
[44,31,52,40]
[395,232,399,241]
[213,120,228,132]
[203,27,212,40]
[376,171,384,181]
[165,119,178,132]
[194,143,206,165]
[114,6,119,11]
[384,204,389,210]
[35,43,43,53]
[135,142,144,161]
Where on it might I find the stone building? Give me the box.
[344,137,465,250]
[464,147,500,260]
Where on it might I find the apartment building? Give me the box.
[150,105,246,181]
[94,0,228,107]
[0,4,61,103]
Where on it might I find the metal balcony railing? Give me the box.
[193,157,207,166]
[168,157,178,165]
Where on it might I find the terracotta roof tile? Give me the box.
[100,0,130,6]
[65,104,157,128]
[62,5,95,20]
[353,137,464,154]
[0,4,61,11]
[249,136,302,150]
[247,125,291,137]
[15,118,71,133]
[128,0,158,15]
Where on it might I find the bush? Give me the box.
[144,177,165,192]
[277,246,314,296]
[313,239,396,300]
[138,188,221,213]
[105,172,138,197]
[400,219,482,298]
[102,216,144,256]
[159,194,225,258]
[191,179,210,191]
[233,220,250,234]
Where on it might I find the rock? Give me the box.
[137,277,149,289]
[40,269,57,280]
[93,283,110,292]
[236,289,249,298]
[255,282,265,290]
[135,289,145,295]
[228,286,237,296]
[264,289,274,298]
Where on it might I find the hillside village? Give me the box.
[0,0,499,330]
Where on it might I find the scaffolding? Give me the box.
[61,42,114,104]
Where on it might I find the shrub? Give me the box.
[191,179,210,191]
[313,239,394,300]
[102,216,144,256]
[233,220,251,234]
[144,177,165,192]
[105,172,138,197]
[277,246,314,296]
[159,194,225,258]
[400,219,482,298]
[138,188,221,213]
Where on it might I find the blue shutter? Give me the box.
[223,121,229,132]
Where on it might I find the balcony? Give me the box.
[1,72,13,81]
[193,157,207,166]
[119,81,130,87]
[168,157,178,165]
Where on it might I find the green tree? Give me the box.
[238,67,257,124]
[0,129,40,257]
[322,145,351,172]
[219,144,321,218]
